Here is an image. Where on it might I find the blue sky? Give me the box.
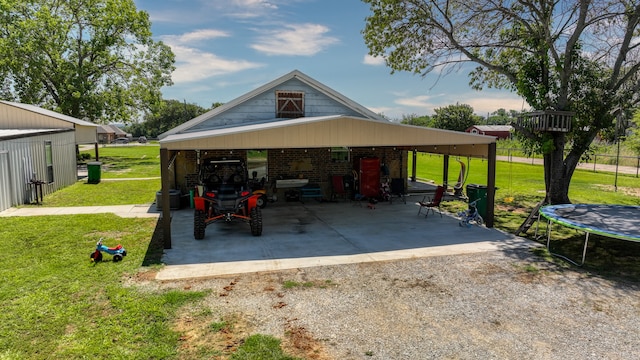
[133,0,526,120]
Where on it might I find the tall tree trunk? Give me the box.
[543,132,571,204]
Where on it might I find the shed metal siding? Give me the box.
[0,130,77,211]
[74,124,98,144]
[0,151,10,211]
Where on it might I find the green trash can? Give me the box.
[466,184,489,219]
[87,161,102,184]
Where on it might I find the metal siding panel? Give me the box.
[0,151,11,211]
[75,125,97,144]
[0,132,77,208]
[161,117,495,156]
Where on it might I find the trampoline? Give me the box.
[538,204,640,265]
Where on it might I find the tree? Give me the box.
[626,110,640,156]
[362,0,640,204]
[431,103,481,131]
[0,0,174,123]
[487,109,518,125]
[401,113,433,127]
[137,99,209,138]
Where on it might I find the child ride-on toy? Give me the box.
[193,157,263,240]
[90,238,127,262]
[458,199,484,227]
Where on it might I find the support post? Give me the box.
[94,142,100,161]
[160,148,172,249]
[411,150,417,182]
[443,155,449,187]
[486,143,496,228]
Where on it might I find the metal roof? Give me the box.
[0,128,73,140]
[0,100,98,127]
[160,115,496,158]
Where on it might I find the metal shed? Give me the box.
[0,101,99,211]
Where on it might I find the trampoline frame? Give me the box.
[536,204,640,266]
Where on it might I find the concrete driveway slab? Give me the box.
[157,199,536,280]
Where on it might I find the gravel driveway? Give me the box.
[153,246,640,359]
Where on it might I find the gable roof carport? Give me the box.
[158,115,498,248]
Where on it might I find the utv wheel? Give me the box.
[250,207,263,236]
[194,210,206,240]
[113,254,123,262]
[257,194,268,209]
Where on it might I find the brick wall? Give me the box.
[171,147,407,200]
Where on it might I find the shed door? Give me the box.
[276,91,304,118]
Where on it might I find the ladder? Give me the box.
[515,199,547,236]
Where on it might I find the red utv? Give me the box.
[193,158,263,239]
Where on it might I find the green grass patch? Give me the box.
[210,320,229,333]
[0,214,205,359]
[230,334,302,360]
[411,153,640,279]
[80,145,161,179]
[410,153,640,205]
[31,179,160,207]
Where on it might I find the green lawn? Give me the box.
[0,214,206,359]
[410,153,640,278]
[1,146,305,359]
[41,179,161,207]
[35,144,163,207]
[80,144,161,179]
[2,148,638,359]
[410,153,640,206]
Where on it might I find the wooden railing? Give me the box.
[515,110,573,133]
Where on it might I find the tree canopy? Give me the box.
[128,99,209,138]
[363,0,640,204]
[401,113,432,127]
[432,103,481,131]
[0,0,175,123]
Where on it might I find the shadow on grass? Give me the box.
[142,217,165,266]
[546,235,640,281]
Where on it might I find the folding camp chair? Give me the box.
[417,185,445,218]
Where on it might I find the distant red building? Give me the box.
[465,125,512,139]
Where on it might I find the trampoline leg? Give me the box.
[546,221,589,267]
[546,220,552,249]
[580,232,590,266]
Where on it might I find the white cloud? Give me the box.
[395,95,436,109]
[251,23,339,56]
[363,54,385,66]
[463,96,529,116]
[164,29,230,43]
[233,0,278,10]
[386,92,527,119]
[166,43,264,84]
